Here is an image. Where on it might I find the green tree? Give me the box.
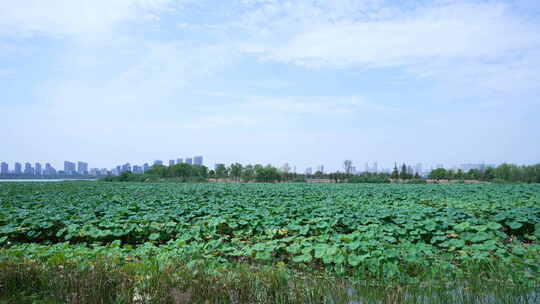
[391,163,399,179]
[215,164,228,179]
[229,163,243,182]
[482,167,495,181]
[429,168,448,179]
[241,165,255,182]
[399,163,409,180]
[456,169,464,180]
[466,169,481,180]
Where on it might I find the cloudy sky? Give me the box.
[1,0,539,171]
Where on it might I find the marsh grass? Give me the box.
[1,258,538,304]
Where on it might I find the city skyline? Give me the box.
[0,154,205,176]
[0,157,499,177]
[0,1,539,170]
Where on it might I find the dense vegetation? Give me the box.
[1,182,539,302]
[100,162,540,185]
[429,163,540,183]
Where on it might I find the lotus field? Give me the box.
[1,182,539,303]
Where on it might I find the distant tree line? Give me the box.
[211,163,302,183]
[101,163,209,182]
[101,161,540,184]
[428,163,540,183]
[102,163,295,183]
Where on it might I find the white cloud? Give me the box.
[242,2,538,65]
[0,0,179,38]
[235,1,540,95]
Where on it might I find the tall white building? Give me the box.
[121,163,131,172]
[35,163,42,176]
[44,163,55,175]
[14,162,22,174]
[77,161,88,175]
[0,162,8,175]
[24,162,34,175]
[194,156,203,166]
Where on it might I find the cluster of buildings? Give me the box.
[0,155,204,177]
[0,161,94,177]
[109,156,204,176]
[0,160,105,177]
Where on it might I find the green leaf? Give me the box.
[487,222,502,230]
[255,251,273,261]
[149,233,160,241]
[507,222,523,230]
[454,222,471,232]
[348,254,368,266]
[333,254,346,265]
[292,253,313,263]
[448,239,465,248]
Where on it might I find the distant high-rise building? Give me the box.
[169,159,175,166]
[185,158,193,165]
[316,165,324,174]
[77,161,88,175]
[176,158,183,164]
[14,162,22,174]
[143,163,150,172]
[194,156,203,166]
[116,165,122,174]
[35,163,42,176]
[305,167,312,175]
[154,160,163,166]
[64,161,76,175]
[44,163,56,175]
[373,162,378,173]
[121,163,132,173]
[24,162,34,175]
[0,162,8,175]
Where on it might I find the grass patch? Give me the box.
[1,258,538,304]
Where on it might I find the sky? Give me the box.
[1,0,539,172]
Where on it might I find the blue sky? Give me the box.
[1,0,539,171]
